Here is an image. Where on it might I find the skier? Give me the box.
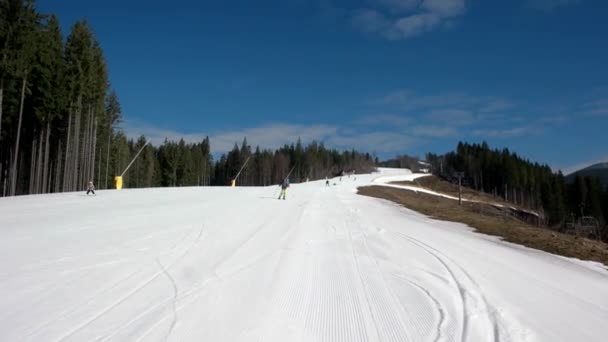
[86,180,96,196]
[278,177,289,200]
[325,177,330,187]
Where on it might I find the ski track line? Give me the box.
[19,268,145,340]
[0,266,101,323]
[397,233,500,342]
[93,227,215,342]
[276,197,324,340]
[344,255,369,342]
[392,272,446,342]
[345,205,412,342]
[130,237,274,341]
[4,226,194,282]
[122,274,220,342]
[211,201,301,280]
[54,225,204,342]
[405,236,501,342]
[302,198,360,342]
[56,258,144,276]
[396,234,470,342]
[156,258,178,342]
[280,201,317,337]
[94,291,175,342]
[345,208,382,342]
[133,201,310,342]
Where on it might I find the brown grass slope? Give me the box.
[358,179,608,267]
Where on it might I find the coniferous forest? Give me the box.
[427,142,608,240]
[0,0,375,196]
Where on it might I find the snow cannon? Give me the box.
[231,179,236,187]
[115,176,123,190]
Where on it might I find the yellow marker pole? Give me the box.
[115,176,123,190]
[231,179,236,187]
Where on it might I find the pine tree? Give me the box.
[103,90,121,188]
[585,176,604,222]
[30,14,65,193]
[8,0,39,195]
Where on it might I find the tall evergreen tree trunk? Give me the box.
[36,128,44,193]
[86,109,93,181]
[55,142,63,193]
[6,149,13,197]
[82,106,90,184]
[10,76,28,196]
[105,128,111,189]
[0,78,4,147]
[2,160,8,197]
[73,97,81,190]
[29,137,37,194]
[97,141,102,186]
[91,117,97,182]
[87,108,93,181]
[63,107,72,192]
[42,121,51,193]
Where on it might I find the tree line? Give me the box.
[110,136,375,189]
[0,1,377,196]
[427,142,608,240]
[0,0,122,196]
[213,138,376,186]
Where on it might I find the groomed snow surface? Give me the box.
[1,168,607,342]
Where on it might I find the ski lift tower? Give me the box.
[454,171,465,205]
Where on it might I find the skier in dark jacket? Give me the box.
[278,178,289,200]
[86,180,96,195]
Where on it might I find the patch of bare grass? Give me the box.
[394,175,515,205]
[358,185,608,267]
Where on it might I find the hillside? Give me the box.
[0,169,607,341]
[566,162,608,187]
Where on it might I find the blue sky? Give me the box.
[38,0,608,173]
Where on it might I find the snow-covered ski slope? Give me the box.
[1,168,607,342]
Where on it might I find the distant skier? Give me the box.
[325,177,330,187]
[86,180,96,195]
[278,178,289,200]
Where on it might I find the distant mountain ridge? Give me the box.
[566,162,608,188]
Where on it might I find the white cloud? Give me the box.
[371,89,517,118]
[352,0,467,40]
[412,125,458,137]
[538,115,569,125]
[472,127,531,138]
[356,114,413,127]
[478,99,517,113]
[425,109,475,125]
[351,9,392,34]
[528,0,582,11]
[211,124,338,152]
[122,120,416,156]
[375,0,421,13]
[420,0,466,17]
[122,121,337,152]
[394,13,442,38]
[327,131,416,153]
[582,98,608,117]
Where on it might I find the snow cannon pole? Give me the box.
[285,165,296,181]
[120,141,150,178]
[232,156,251,187]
